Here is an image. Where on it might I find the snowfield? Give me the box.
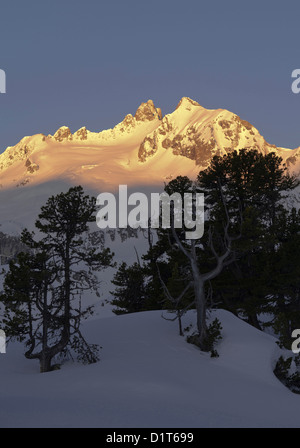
[1,307,300,428]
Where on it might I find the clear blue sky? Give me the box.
[0,0,300,153]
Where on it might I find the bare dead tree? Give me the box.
[171,179,241,351]
[156,262,194,336]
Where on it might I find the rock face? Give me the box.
[138,97,277,167]
[284,147,300,174]
[74,127,88,141]
[134,99,162,122]
[25,158,39,173]
[53,126,73,142]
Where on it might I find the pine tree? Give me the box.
[1,186,114,372]
[110,262,147,314]
[197,149,299,328]
[264,207,300,348]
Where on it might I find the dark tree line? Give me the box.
[110,149,300,353]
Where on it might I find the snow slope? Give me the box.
[0,308,300,428]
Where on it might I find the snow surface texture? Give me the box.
[0,309,299,428]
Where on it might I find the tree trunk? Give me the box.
[195,281,208,350]
[178,311,183,336]
[247,312,262,330]
[64,239,71,342]
[39,351,52,373]
[191,257,207,350]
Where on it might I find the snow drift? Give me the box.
[0,308,299,428]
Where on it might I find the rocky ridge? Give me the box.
[0,97,298,191]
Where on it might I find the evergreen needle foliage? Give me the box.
[0,186,114,372]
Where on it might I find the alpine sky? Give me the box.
[0,0,299,153]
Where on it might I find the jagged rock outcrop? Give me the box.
[0,143,33,172]
[25,158,39,173]
[74,126,88,141]
[134,99,162,122]
[53,126,73,142]
[138,97,277,166]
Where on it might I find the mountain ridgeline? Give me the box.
[0,97,299,192]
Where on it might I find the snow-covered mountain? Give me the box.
[0,97,298,194]
[0,96,299,238]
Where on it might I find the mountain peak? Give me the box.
[134,99,162,122]
[175,97,202,110]
[74,126,88,140]
[53,126,73,142]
